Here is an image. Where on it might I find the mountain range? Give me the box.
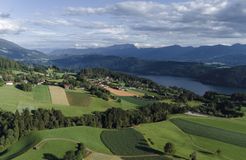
[50,43,246,66]
[1,38,246,66]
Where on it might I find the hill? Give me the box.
[50,43,246,66]
[51,55,246,88]
[0,38,48,62]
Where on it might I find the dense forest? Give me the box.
[0,57,22,70]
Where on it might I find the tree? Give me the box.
[164,142,175,154]
[16,83,32,92]
[190,151,197,160]
[63,150,76,160]
[216,149,221,155]
[0,79,4,87]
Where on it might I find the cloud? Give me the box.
[0,20,24,34]
[0,12,10,18]
[8,0,246,48]
[66,1,166,17]
[64,0,246,40]
[66,7,108,15]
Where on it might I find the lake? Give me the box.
[141,75,246,96]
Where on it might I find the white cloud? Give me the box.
[0,19,24,34]
[64,0,246,40]
[6,0,246,48]
[66,7,108,15]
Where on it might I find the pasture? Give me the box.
[0,86,35,112]
[180,115,246,134]
[171,118,246,147]
[49,86,69,105]
[136,118,246,160]
[0,85,140,116]
[0,126,110,160]
[33,85,51,104]
[119,96,155,106]
[100,128,162,156]
[66,90,91,106]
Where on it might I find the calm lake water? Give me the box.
[141,75,246,96]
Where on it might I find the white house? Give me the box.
[6,81,14,86]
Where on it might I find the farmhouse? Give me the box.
[5,81,14,85]
[37,80,45,85]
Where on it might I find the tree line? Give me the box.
[0,103,186,151]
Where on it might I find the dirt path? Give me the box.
[185,111,208,117]
[49,86,69,105]
[34,138,79,149]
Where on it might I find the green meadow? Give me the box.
[0,85,142,116]
[0,126,110,160]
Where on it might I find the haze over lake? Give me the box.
[142,75,246,96]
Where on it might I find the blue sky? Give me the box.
[0,0,246,49]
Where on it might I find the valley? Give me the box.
[0,61,245,160]
[1,1,246,160]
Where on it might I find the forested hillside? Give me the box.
[52,55,246,88]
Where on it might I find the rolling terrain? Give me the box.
[0,38,48,62]
[50,43,246,66]
[1,112,246,160]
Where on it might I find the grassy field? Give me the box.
[101,128,161,156]
[66,90,91,106]
[0,126,110,160]
[0,85,141,116]
[100,128,166,160]
[136,117,246,160]
[0,86,34,111]
[1,114,246,160]
[119,96,155,106]
[33,85,51,104]
[171,118,246,147]
[179,115,246,134]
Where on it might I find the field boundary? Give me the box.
[33,138,80,149]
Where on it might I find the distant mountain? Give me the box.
[0,38,48,62]
[51,43,246,66]
[50,44,137,59]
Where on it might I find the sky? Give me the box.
[0,0,246,49]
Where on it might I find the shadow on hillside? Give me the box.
[0,149,8,156]
[43,153,60,160]
[135,145,163,155]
